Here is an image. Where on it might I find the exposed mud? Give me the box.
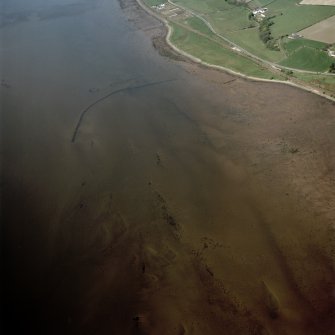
[1,0,335,334]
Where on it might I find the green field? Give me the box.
[169,22,282,79]
[140,0,335,96]
[174,0,335,38]
[280,47,333,71]
[173,0,335,72]
[183,16,216,37]
[143,0,165,6]
[249,0,274,8]
[210,6,250,32]
[174,0,235,13]
[167,17,335,95]
[282,38,327,54]
[267,1,335,38]
[226,27,285,62]
[296,72,335,97]
[280,38,334,71]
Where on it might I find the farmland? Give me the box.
[280,45,333,71]
[279,37,332,71]
[300,0,335,4]
[170,0,335,71]
[169,21,283,79]
[299,15,335,43]
[268,2,335,38]
[142,0,335,96]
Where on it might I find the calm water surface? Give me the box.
[2,1,335,334]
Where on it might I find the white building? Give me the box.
[252,7,268,15]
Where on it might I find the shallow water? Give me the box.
[1,0,335,334]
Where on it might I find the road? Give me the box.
[167,0,335,76]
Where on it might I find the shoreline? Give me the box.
[4,1,335,333]
[135,0,335,102]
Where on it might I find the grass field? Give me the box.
[248,0,273,8]
[168,18,335,95]
[249,0,274,8]
[183,16,216,37]
[296,72,335,96]
[140,0,335,95]
[299,15,335,43]
[209,6,250,32]
[169,22,282,79]
[282,38,327,53]
[175,0,335,39]
[143,0,165,6]
[280,37,334,71]
[174,0,235,14]
[280,46,333,71]
[226,27,286,62]
[268,1,335,38]
[172,0,335,73]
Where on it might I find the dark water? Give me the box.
[1,0,335,334]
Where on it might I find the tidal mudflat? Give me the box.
[1,0,334,334]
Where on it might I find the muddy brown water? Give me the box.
[1,0,335,334]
